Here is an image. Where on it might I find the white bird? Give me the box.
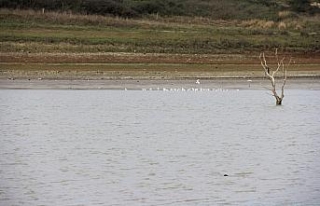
[196,79,200,84]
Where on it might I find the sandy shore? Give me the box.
[1,78,319,90]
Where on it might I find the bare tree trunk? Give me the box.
[259,49,288,105]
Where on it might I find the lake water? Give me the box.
[1,89,320,205]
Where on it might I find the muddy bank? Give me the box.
[1,78,320,90]
[1,52,319,81]
[1,52,319,88]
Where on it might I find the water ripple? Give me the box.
[0,89,320,205]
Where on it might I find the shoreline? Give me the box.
[1,52,319,80]
[1,78,320,90]
[1,52,319,90]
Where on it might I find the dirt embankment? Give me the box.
[1,52,320,64]
[1,52,319,80]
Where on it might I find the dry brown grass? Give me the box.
[0,9,248,29]
[278,10,297,20]
[278,22,287,30]
[240,19,275,29]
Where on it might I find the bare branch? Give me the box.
[259,52,272,79]
[259,49,289,105]
[287,57,293,68]
[280,67,287,99]
[288,58,292,66]
[272,55,285,76]
[262,52,268,68]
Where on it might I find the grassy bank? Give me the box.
[1,9,319,54]
[0,0,287,20]
[0,9,319,80]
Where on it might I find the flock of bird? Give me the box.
[124,79,242,92]
[139,87,233,92]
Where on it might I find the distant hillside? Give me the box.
[1,0,319,20]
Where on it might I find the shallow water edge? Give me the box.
[1,78,320,90]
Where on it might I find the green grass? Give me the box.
[0,0,286,20]
[1,9,319,55]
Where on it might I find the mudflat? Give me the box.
[1,78,319,90]
[1,52,319,81]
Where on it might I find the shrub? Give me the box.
[0,0,283,20]
[287,0,320,14]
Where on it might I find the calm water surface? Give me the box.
[1,89,320,205]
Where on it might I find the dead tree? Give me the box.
[259,49,289,105]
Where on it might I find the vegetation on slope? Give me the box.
[0,1,319,80]
[0,0,319,20]
[0,9,319,55]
